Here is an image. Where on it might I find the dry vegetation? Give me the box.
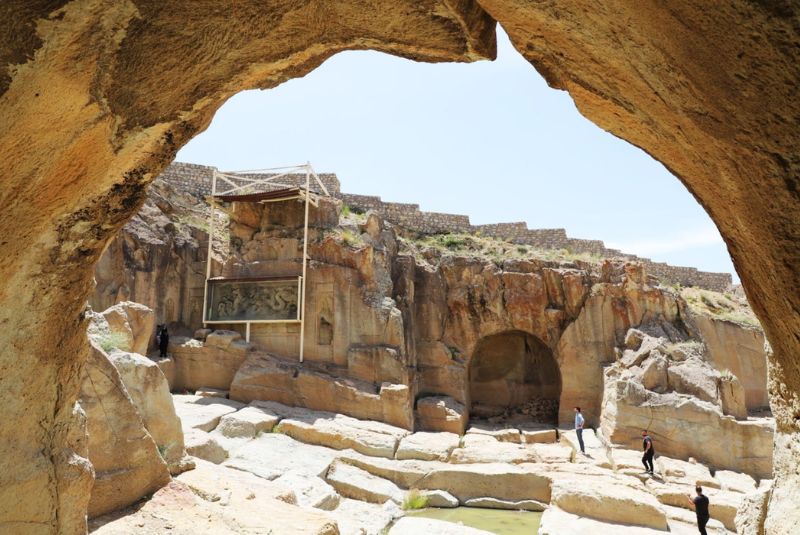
[681,287,761,329]
[399,232,604,266]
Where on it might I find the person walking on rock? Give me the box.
[687,485,710,535]
[159,326,169,358]
[642,429,655,474]
[574,407,586,455]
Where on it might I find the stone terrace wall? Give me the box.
[159,162,341,198]
[158,162,733,292]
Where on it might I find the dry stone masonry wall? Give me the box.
[160,163,732,292]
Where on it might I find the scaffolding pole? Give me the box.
[298,163,311,363]
[202,170,218,327]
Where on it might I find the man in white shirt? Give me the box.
[574,407,585,454]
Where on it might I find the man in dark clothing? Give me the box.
[642,430,655,474]
[687,485,710,535]
[159,326,169,358]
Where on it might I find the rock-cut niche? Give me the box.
[469,330,561,424]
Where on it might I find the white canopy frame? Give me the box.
[202,162,330,362]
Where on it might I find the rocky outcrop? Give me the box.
[230,351,414,430]
[159,334,250,392]
[79,344,171,517]
[87,301,156,355]
[601,347,774,479]
[694,314,769,411]
[92,181,218,332]
[108,350,187,474]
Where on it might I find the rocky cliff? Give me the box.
[95,182,773,485]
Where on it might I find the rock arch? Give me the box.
[469,330,561,425]
[1,2,799,532]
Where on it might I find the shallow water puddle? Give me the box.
[407,507,542,534]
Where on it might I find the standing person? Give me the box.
[687,485,710,535]
[574,407,585,455]
[642,429,655,474]
[159,326,169,358]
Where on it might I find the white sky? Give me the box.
[177,29,737,281]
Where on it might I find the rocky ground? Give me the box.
[88,390,768,534]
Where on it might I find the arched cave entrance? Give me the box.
[469,331,561,425]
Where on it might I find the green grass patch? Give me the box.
[402,489,429,511]
[94,332,129,353]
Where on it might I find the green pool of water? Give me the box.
[407,507,542,534]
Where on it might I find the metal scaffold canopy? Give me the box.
[202,163,331,362]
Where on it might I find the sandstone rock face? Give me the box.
[469,4,800,530]
[2,2,800,530]
[164,336,250,392]
[79,344,171,518]
[108,350,186,472]
[92,181,213,332]
[230,351,414,429]
[601,365,774,479]
[694,315,769,411]
[415,396,468,434]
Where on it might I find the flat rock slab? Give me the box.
[390,517,494,535]
[216,406,280,439]
[655,456,718,487]
[662,504,728,534]
[416,463,551,504]
[223,433,337,480]
[89,479,339,535]
[329,498,397,535]
[551,477,669,530]
[539,506,672,535]
[466,425,521,443]
[560,429,611,467]
[520,428,558,444]
[463,497,547,511]
[714,469,756,494]
[176,459,294,505]
[420,490,459,508]
[338,452,434,489]
[276,412,408,459]
[184,428,229,464]
[273,472,340,510]
[396,432,460,461]
[326,460,404,504]
[174,396,244,432]
[450,434,540,464]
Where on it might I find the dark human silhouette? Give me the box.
[642,429,655,474]
[687,485,710,535]
[159,326,169,358]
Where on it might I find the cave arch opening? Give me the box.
[469,330,561,425]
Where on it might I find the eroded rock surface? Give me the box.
[2,2,800,531]
[79,344,171,518]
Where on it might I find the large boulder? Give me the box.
[395,432,460,461]
[325,460,404,504]
[415,395,467,434]
[165,337,250,392]
[88,302,156,355]
[108,350,187,472]
[80,344,171,517]
[550,477,668,530]
[601,366,773,478]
